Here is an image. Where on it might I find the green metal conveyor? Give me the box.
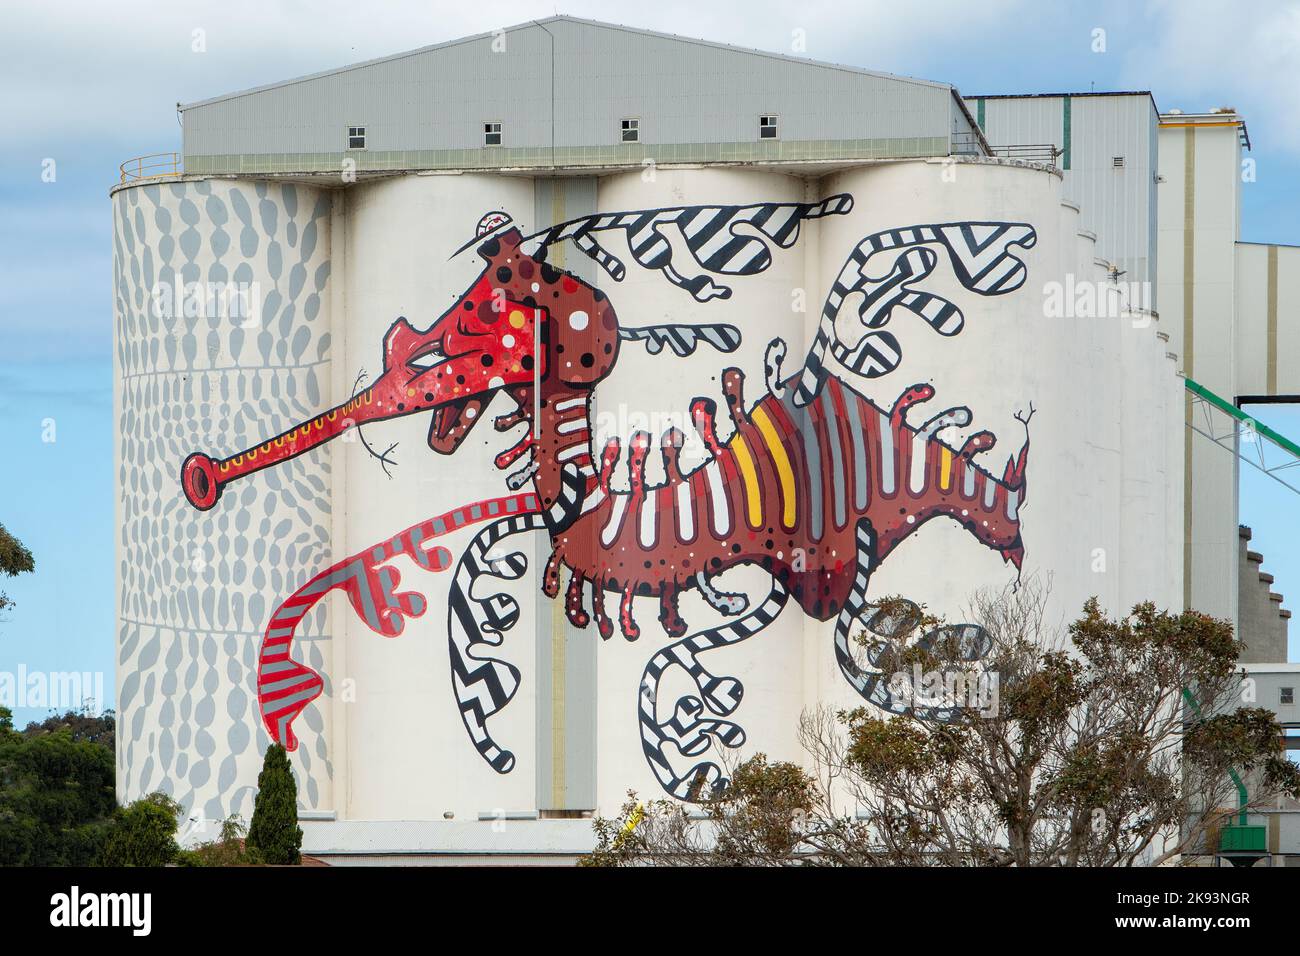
[1183,377,1293,861]
[1186,376,1300,495]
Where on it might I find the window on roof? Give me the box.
[347,126,366,150]
[484,122,502,147]
[621,118,639,143]
[759,115,778,140]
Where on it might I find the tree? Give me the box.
[0,522,34,614]
[99,792,182,866]
[176,813,259,866]
[246,743,302,865]
[0,711,116,865]
[22,708,116,753]
[585,583,1300,866]
[583,755,833,867]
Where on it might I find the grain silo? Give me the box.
[113,16,1196,862]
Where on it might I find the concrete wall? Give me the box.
[1238,526,1290,663]
[114,158,1182,842]
[1236,242,1300,398]
[1157,116,1242,621]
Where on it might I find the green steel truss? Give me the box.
[1186,377,1300,496]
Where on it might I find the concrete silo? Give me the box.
[112,17,1186,861]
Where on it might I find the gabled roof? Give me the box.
[179,14,952,111]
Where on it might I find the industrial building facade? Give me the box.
[112,16,1298,863]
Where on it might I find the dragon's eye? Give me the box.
[407,342,444,370]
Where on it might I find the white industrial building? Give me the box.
[111,16,1299,863]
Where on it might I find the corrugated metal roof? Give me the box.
[180,14,951,112]
[178,16,984,168]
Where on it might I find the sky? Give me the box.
[1,0,1298,725]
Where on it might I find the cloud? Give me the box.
[1124,0,1300,153]
[3,0,1034,148]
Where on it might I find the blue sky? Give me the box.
[1,0,1298,725]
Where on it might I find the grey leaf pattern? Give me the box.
[114,180,334,821]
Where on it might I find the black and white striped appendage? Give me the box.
[545,461,586,533]
[446,464,587,774]
[794,221,1038,406]
[618,323,742,358]
[831,520,984,723]
[523,194,854,303]
[637,581,790,801]
[446,510,547,774]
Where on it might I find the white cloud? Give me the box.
[3,0,1031,148]
[1124,0,1300,153]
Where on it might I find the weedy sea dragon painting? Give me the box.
[181,193,1037,799]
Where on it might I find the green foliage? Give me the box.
[0,723,116,865]
[176,814,260,866]
[99,793,182,866]
[0,523,34,577]
[584,754,825,866]
[21,709,116,753]
[0,521,34,613]
[588,587,1297,867]
[246,744,302,865]
[1185,707,1300,797]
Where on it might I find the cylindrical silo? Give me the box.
[113,156,1183,839]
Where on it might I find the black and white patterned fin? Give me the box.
[794,221,1037,405]
[618,323,742,358]
[524,194,854,301]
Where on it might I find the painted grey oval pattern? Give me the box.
[113,179,334,824]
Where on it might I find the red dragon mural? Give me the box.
[181,195,1038,798]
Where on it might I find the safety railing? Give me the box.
[989,143,1061,166]
[119,152,182,184]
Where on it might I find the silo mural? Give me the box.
[113,161,1178,823]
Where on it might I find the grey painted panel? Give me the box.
[966,94,1158,288]
[978,96,1063,154]
[1071,94,1158,287]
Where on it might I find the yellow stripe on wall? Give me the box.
[731,435,764,529]
[752,407,797,529]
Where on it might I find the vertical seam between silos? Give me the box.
[1183,127,1196,611]
[550,180,567,811]
[1062,97,1071,171]
[1267,245,1278,395]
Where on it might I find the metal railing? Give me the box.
[949,136,1061,167]
[119,152,182,184]
[989,143,1061,166]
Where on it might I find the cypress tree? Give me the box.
[246,743,303,865]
